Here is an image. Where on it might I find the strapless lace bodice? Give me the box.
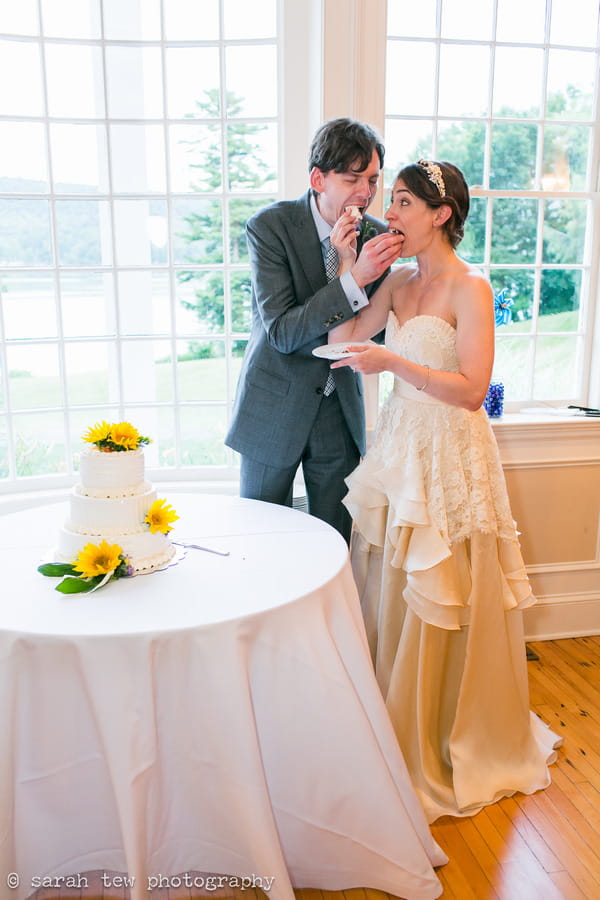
[386,312,459,375]
[347,312,517,557]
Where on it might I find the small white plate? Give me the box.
[312,341,376,361]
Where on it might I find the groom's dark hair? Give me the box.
[309,117,385,175]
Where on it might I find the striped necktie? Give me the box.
[323,238,338,396]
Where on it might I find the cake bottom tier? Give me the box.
[56,527,175,573]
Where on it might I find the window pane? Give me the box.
[227,123,277,192]
[0,40,43,116]
[542,126,590,192]
[229,197,274,263]
[173,198,223,266]
[121,339,172,402]
[55,200,112,266]
[105,46,163,118]
[533,336,579,399]
[490,269,535,329]
[496,0,546,42]
[113,200,167,266]
[493,48,543,118]
[387,0,437,37]
[0,122,48,192]
[1,273,57,339]
[441,0,493,40]
[65,342,114,405]
[540,269,582,330]
[546,50,595,120]
[0,417,8,478]
[12,411,67,476]
[123,406,175,468]
[51,124,109,194]
[437,121,486,186]
[461,197,486,264]
[230,270,252,332]
[0,1,39,35]
[225,46,277,117]
[165,48,220,119]
[176,341,226,401]
[7,345,61,410]
[110,124,166,193]
[550,0,599,47]
[102,0,161,40]
[176,271,224,335]
[41,0,101,38]
[0,199,52,266]
[164,0,219,40]
[45,44,105,118]
[169,122,222,193]
[490,123,537,190]
[384,119,433,186]
[60,272,116,337]
[180,404,228,466]
[438,45,490,117]
[119,271,171,336]
[386,42,436,116]
[494,336,534,401]
[224,0,276,38]
[490,199,538,264]
[543,199,587,265]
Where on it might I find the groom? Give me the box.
[225,117,403,542]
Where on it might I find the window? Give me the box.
[0,0,281,489]
[384,0,600,407]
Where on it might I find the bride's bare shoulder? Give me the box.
[388,263,418,288]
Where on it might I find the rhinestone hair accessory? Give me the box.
[417,159,446,198]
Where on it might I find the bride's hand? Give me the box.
[331,345,393,375]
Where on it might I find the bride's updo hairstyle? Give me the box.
[397,160,470,248]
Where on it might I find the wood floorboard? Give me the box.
[25,636,600,900]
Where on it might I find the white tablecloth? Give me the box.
[0,494,445,900]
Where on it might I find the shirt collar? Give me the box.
[310,193,331,244]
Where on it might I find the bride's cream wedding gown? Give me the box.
[344,311,560,823]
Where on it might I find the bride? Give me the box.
[328,159,560,822]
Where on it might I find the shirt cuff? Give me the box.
[340,270,369,313]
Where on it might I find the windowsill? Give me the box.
[490,410,600,464]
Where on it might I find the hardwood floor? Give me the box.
[29,636,600,900]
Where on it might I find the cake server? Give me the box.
[172,540,230,557]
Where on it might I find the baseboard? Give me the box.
[523,594,600,641]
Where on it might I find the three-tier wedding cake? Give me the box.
[54,422,178,573]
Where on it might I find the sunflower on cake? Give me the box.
[39,421,179,593]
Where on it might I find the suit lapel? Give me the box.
[289,191,327,294]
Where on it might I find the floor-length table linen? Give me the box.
[0,493,445,900]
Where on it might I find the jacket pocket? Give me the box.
[247,365,290,397]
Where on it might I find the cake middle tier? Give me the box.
[67,484,157,535]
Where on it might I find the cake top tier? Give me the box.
[79,445,146,495]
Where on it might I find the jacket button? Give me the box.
[316,387,323,394]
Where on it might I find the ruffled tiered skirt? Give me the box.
[344,384,560,822]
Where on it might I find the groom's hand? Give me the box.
[351,232,404,288]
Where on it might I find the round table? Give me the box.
[0,493,445,900]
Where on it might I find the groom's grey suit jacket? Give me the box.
[225,190,388,468]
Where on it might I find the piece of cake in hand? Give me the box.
[55,421,178,573]
[345,205,362,220]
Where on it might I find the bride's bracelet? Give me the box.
[416,365,430,392]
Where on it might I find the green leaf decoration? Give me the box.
[55,575,103,594]
[38,562,77,577]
